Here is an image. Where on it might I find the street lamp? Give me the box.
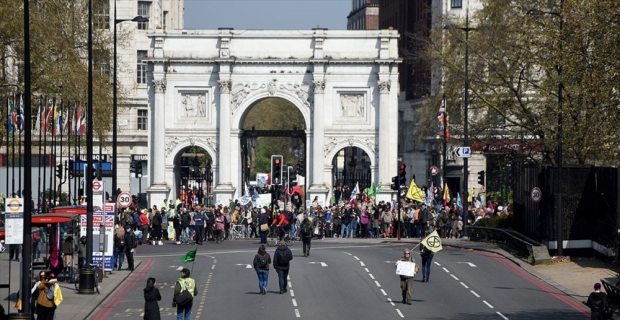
[112,0,148,202]
[444,13,476,237]
[527,5,564,256]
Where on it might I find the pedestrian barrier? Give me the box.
[467,226,551,264]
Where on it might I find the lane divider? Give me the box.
[287,275,300,318]
[194,272,213,320]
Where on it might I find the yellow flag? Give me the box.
[405,179,424,202]
[443,183,451,203]
[468,187,474,203]
[420,230,443,253]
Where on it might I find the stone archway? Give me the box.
[146,29,400,207]
[171,146,214,208]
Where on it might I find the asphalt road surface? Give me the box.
[89,239,590,320]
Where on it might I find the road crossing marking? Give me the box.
[396,309,404,318]
[497,312,509,319]
[176,266,183,271]
[483,300,494,308]
[471,290,480,298]
[460,282,469,289]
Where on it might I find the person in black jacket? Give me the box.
[124,226,138,271]
[419,240,434,283]
[258,208,270,244]
[586,282,612,320]
[273,240,293,294]
[253,245,271,294]
[143,277,161,320]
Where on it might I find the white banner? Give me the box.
[395,261,416,277]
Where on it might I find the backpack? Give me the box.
[258,254,269,269]
[300,219,312,236]
[276,249,289,267]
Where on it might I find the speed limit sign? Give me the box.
[117,191,133,208]
[530,187,542,203]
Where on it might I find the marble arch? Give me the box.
[146,28,400,206]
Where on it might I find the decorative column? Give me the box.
[213,77,235,201]
[146,76,170,206]
[378,77,392,193]
[311,79,325,187]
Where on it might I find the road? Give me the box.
[89,239,590,320]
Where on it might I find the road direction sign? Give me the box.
[117,192,133,208]
[430,166,439,176]
[531,187,542,203]
[455,147,471,158]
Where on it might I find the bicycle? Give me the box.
[267,225,294,247]
[74,264,100,294]
[230,224,244,240]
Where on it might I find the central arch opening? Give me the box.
[240,97,306,206]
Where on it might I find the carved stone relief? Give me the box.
[165,136,218,157]
[378,81,391,93]
[218,80,231,94]
[153,79,166,93]
[279,83,310,108]
[312,80,325,94]
[323,136,376,157]
[231,82,266,114]
[268,79,277,96]
[339,94,365,117]
[180,93,207,117]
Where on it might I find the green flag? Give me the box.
[181,247,197,264]
[368,182,377,198]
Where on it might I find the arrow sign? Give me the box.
[236,264,253,269]
[308,262,328,267]
[455,147,471,158]
[456,262,477,267]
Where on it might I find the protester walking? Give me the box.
[143,277,162,320]
[252,244,271,294]
[586,282,612,320]
[395,249,419,305]
[299,214,314,257]
[419,240,434,283]
[173,268,198,320]
[273,240,293,294]
[258,208,269,244]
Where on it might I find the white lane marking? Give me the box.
[295,309,300,318]
[176,267,183,271]
[380,289,387,296]
[434,261,441,266]
[211,265,215,270]
[288,282,292,288]
[308,262,328,267]
[354,256,360,260]
[483,300,494,308]
[290,289,295,297]
[343,251,352,255]
[396,309,404,318]
[292,299,297,307]
[442,267,450,273]
[460,282,469,289]
[235,264,252,268]
[456,262,477,267]
[450,274,459,281]
[360,261,366,267]
[375,281,381,288]
[364,268,369,273]
[387,298,395,306]
[471,290,480,298]
[287,275,291,280]
[497,312,509,319]
[369,274,375,280]
[213,259,216,263]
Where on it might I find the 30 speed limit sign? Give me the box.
[117,192,133,208]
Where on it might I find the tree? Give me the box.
[409,0,620,166]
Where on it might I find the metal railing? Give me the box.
[467,226,543,260]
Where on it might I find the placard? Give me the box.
[395,261,416,277]
[5,212,24,244]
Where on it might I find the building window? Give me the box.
[137,109,148,130]
[163,11,168,30]
[451,0,462,8]
[137,1,150,30]
[94,0,110,30]
[94,49,110,79]
[136,50,147,84]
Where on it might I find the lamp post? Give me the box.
[444,13,476,238]
[112,0,148,201]
[527,5,564,256]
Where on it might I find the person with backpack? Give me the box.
[113,228,126,271]
[258,208,269,244]
[299,213,315,257]
[36,271,62,320]
[252,244,271,295]
[193,206,205,245]
[587,282,613,320]
[173,268,198,320]
[273,240,293,294]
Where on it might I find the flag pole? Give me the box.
[37,96,43,210]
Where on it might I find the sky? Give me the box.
[184,0,351,30]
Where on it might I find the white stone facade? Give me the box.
[146,29,401,206]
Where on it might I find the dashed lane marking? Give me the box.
[460,282,469,289]
[396,309,404,318]
[471,290,480,298]
[375,280,381,288]
[194,272,213,320]
[369,274,375,280]
[290,289,295,297]
[387,298,395,306]
[380,289,387,296]
[364,268,370,273]
[360,261,366,266]
[292,299,297,307]
[434,261,441,266]
[483,300,494,309]
[442,267,450,273]
[450,274,459,281]
[295,309,300,318]
[497,312,509,319]
[353,256,360,260]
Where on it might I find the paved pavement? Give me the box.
[2,237,618,318]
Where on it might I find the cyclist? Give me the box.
[271,210,290,241]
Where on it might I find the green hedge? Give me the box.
[475,215,513,229]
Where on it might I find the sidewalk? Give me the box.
[0,255,142,319]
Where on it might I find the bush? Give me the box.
[476,214,513,229]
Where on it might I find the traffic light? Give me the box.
[135,161,143,178]
[130,160,136,173]
[55,164,63,179]
[477,170,485,186]
[271,155,283,185]
[68,159,74,176]
[287,166,296,191]
[398,163,407,187]
[297,158,305,177]
[391,176,399,190]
